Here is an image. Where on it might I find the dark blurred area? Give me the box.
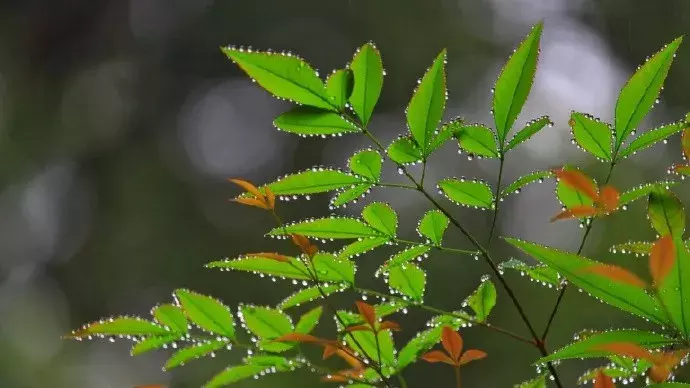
[0,1,689,387]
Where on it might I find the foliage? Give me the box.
[66,25,690,388]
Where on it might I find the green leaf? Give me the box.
[205,357,302,388]
[556,166,596,208]
[658,237,690,337]
[207,254,310,280]
[295,306,323,334]
[269,217,383,239]
[619,181,677,207]
[438,178,495,209]
[378,245,431,274]
[279,284,345,309]
[618,122,684,159]
[338,237,388,259]
[453,123,499,157]
[505,116,552,151]
[165,340,227,370]
[251,168,364,197]
[350,43,383,126]
[407,50,447,154]
[397,314,467,370]
[493,23,542,145]
[326,69,353,111]
[312,253,356,284]
[465,279,497,322]
[336,314,396,368]
[569,112,613,161]
[387,263,426,301]
[330,183,373,208]
[174,289,236,339]
[537,329,676,363]
[222,47,335,110]
[349,150,383,181]
[240,305,294,352]
[273,107,359,136]
[387,136,424,164]
[152,304,187,333]
[336,301,409,327]
[514,374,547,388]
[500,171,553,199]
[505,238,667,324]
[69,317,170,338]
[648,384,690,387]
[362,202,398,237]
[429,119,462,154]
[647,187,685,237]
[130,334,181,356]
[418,210,449,246]
[609,240,653,256]
[615,37,682,147]
[499,258,560,287]
[577,356,652,385]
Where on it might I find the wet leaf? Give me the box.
[68,317,170,338]
[205,357,302,387]
[553,168,599,202]
[556,167,597,209]
[280,284,345,309]
[614,37,682,148]
[273,107,359,136]
[349,150,383,182]
[269,217,384,239]
[387,136,424,164]
[439,178,494,209]
[454,123,499,157]
[152,304,187,333]
[378,245,431,273]
[326,69,354,111]
[165,340,226,370]
[175,289,236,339]
[499,258,560,287]
[243,169,365,198]
[418,210,449,246]
[594,370,615,388]
[550,205,598,222]
[514,374,547,388]
[505,239,667,324]
[657,237,690,337]
[356,301,377,328]
[206,254,310,280]
[362,202,398,237]
[407,50,447,154]
[349,43,383,125]
[397,314,467,370]
[619,181,677,207]
[647,187,685,237]
[537,329,675,363]
[387,263,426,302]
[500,171,553,199]
[493,22,542,145]
[222,47,335,110]
[610,241,654,255]
[505,116,552,151]
[338,237,388,259]
[429,118,463,154]
[650,236,676,287]
[582,264,647,288]
[569,112,613,161]
[619,122,684,159]
[240,305,294,352]
[465,280,497,322]
[295,306,323,334]
[599,185,620,212]
[331,183,373,208]
[130,335,181,356]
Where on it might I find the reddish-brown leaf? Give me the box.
[304,244,318,258]
[441,326,463,362]
[246,252,291,263]
[650,235,676,287]
[333,347,364,369]
[378,321,401,332]
[228,178,265,200]
[550,205,598,222]
[593,370,615,388]
[322,343,340,360]
[583,264,648,288]
[682,129,690,160]
[553,168,599,201]
[598,185,620,213]
[355,301,377,328]
[648,364,672,383]
[595,342,655,362]
[345,324,372,333]
[264,186,276,210]
[421,350,456,366]
[233,197,271,210]
[458,349,487,366]
[291,234,311,251]
[273,333,324,343]
[321,368,365,383]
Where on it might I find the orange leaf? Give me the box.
[321,368,365,383]
[553,168,599,201]
[233,197,271,210]
[458,349,487,366]
[291,234,317,257]
[441,326,463,362]
[421,350,456,366]
[583,264,647,288]
[598,185,620,213]
[648,364,672,383]
[333,347,364,369]
[650,235,676,287]
[378,320,401,332]
[682,128,690,160]
[246,252,291,263]
[550,205,598,222]
[322,343,339,360]
[304,244,318,258]
[595,342,656,362]
[355,301,377,328]
[273,333,324,343]
[228,178,265,200]
[264,186,276,210]
[345,324,373,333]
[593,370,615,388]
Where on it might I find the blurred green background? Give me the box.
[0,0,689,387]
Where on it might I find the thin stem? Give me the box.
[487,154,505,246]
[395,238,478,255]
[541,162,616,340]
[454,366,461,388]
[421,161,427,187]
[378,182,419,190]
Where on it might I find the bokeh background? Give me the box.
[1,0,689,387]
